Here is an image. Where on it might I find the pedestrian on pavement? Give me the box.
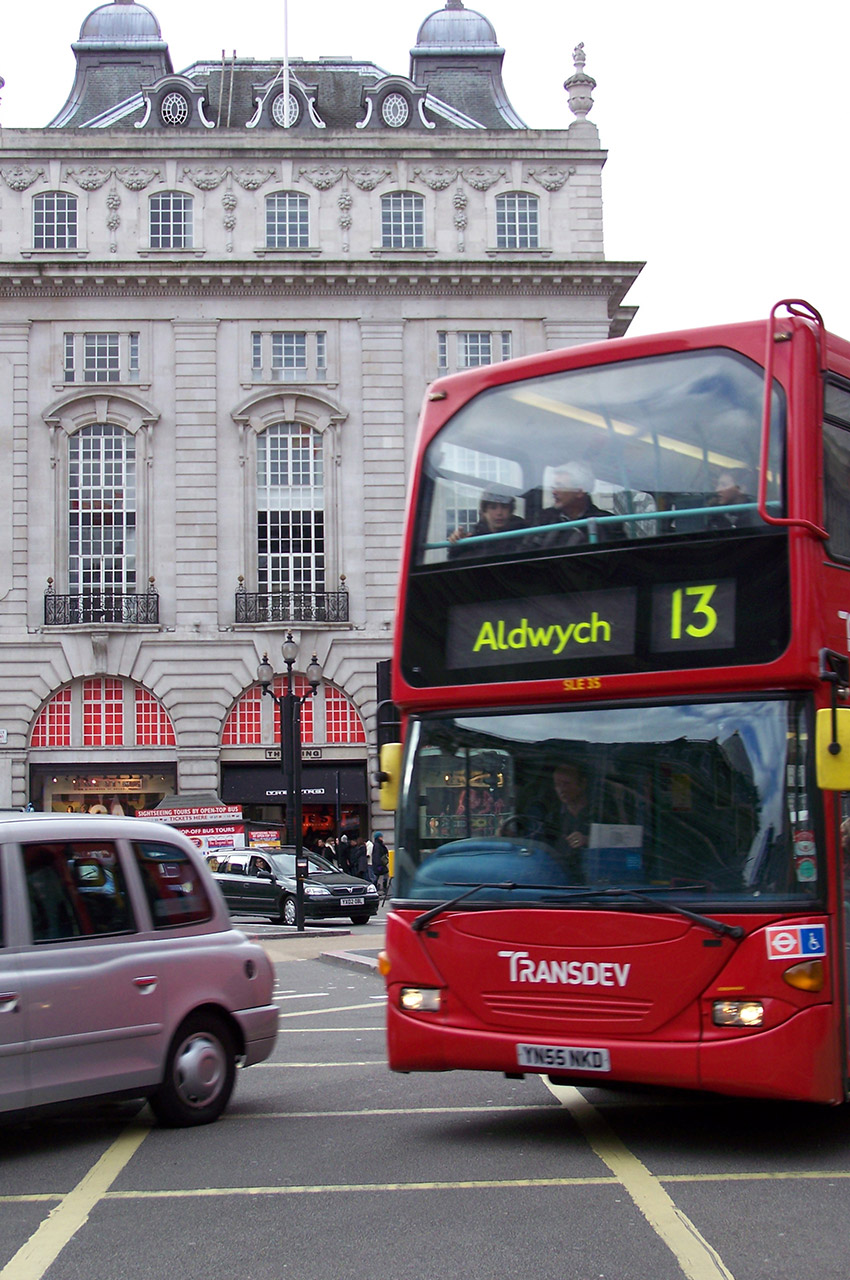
[372,832,390,899]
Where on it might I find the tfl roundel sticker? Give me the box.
[766,924,827,961]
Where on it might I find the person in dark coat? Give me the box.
[350,833,369,881]
[371,833,390,897]
[537,462,619,545]
[448,487,526,558]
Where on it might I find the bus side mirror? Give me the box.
[376,743,402,811]
[816,707,850,790]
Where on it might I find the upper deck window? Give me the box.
[416,349,785,565]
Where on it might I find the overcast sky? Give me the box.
[1,0,847,338]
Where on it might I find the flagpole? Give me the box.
[283,0,290,128]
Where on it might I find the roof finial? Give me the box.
[446,0,465,9]
[564,42,596,119]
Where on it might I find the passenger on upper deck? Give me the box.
[706,470,757,530]
[536,462,619,546]
[448,486,527,557]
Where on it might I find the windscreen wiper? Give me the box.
[410,881,743,939]
[411,881,540,931]
[570,886,744,939]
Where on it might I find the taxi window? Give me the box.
[132,841,213,928]
[22,841,135,942]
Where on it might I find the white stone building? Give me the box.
[0,0,642,839]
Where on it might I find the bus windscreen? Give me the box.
[415,347,784,564]
[395,696,819,911]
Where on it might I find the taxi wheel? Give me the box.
[281,895,297,926]
[350,914,371,925]
[149,1012,236,1127]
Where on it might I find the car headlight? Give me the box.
[303,884,332,897]
[366,884,378,895]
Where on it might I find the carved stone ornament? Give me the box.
[182,166,227,191]
[461,166,506,191]
[298,166,344,191]
[221,191,238,211]
[67,166,112,191]
[412,166,457,191]
[106,190,121,210]
[233,167,275,191]
[337,190,353,211]
[347,166,391,191]
[116,167,161,191]
[1,165,45,191]
[527,166,570,192]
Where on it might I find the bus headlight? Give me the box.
[400,987,443,1012]
[712,1000,764,1028]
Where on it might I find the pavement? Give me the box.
[252,918,385,971]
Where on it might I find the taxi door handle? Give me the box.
[0,992,20,1013]
[133,976,158,994]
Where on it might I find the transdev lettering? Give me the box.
[499,949,631,987]
[473,612,612,657]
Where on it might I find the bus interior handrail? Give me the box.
[425,501,782,551]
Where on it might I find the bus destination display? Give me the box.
[445,579,736,671]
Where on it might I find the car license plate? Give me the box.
[340,897,364,907]
[517,1043,611,1072]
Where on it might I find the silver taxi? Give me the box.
[0,813,278,1126]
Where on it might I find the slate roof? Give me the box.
[48,0,525,131]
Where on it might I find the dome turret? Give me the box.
[78,0,162,45]
[414,0,499,53]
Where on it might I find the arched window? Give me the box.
[265,192,310,248]
[33,192,78,250]
[149,192,193,249]
[257,422,324,598]
[31,688,71,748]
[222,681,364,746]
[222,675,314,745]
[381,192,424,248]
[69,424,136,602]
[31,680,175,748]
[325,686,367,744]
[495,192,539,249]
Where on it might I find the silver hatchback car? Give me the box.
[0,813,278,1126]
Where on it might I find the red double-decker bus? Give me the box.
[378,300,850,1104]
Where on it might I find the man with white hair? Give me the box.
[539,461,617,545]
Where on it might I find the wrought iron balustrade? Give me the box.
[44,585,159,626]
[236,578,349,625]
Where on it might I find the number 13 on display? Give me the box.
[651,580,736,652]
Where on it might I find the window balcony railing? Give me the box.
[44,579,159,626]
[236,575,349,624]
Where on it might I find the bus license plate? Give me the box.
[517,1044,611,1072]
[340,897,364,907]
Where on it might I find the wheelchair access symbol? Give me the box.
[766,924,827,961]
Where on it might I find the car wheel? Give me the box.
[149,1012,236,1128]
[281,895,297,926]
[350,913,372,925]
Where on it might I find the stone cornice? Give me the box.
[0,128,605,164]
[0,258,642,303]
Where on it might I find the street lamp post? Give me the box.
[258,635,323,931]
